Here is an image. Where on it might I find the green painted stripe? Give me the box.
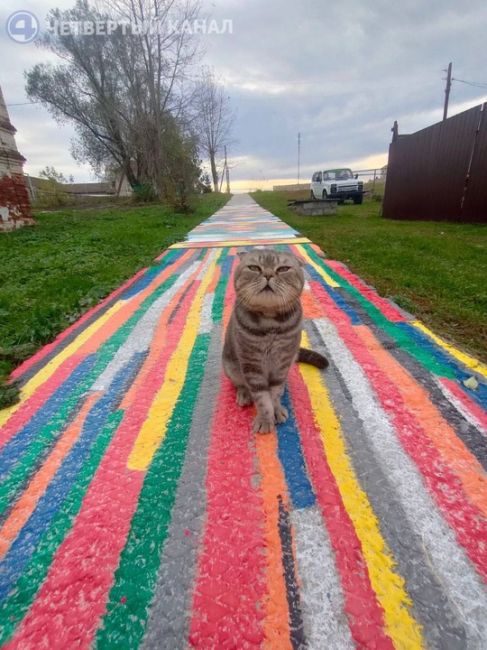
[95,333,211,649]
[0,272,183,513]
[211,248,231,322]
[303,244,454,377]
[0,410,124,645]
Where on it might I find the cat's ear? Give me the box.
[294,254,305,267]
[237,251,248,260]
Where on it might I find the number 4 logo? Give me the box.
[7,11,40,44]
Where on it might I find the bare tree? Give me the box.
[195,68,234,192]
[26,0,202,202]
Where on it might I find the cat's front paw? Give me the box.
[236,386,252,407]
[274,404,288,423]
[252,415,274,434]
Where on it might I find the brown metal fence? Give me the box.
[383,103,487,222]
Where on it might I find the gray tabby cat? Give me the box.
[222,249,328,433]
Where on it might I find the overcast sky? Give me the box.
[1,0,487,191]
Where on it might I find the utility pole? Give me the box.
[443,62,452,121]
[224,146,230,194]
[297,132,301,185]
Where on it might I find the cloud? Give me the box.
[1,0,486,185]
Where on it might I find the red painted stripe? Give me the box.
[310,279,487,580]
[2,251,194,446]
[223,255,237,330]
[188,375,267,649]
[325,260,406,322]
[287,366,394,649]
[8,278,201,650]
[0,355,88,449]
[11,268,148,382]
[440,377,487,433]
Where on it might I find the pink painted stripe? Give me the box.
[11,268,148,382]
[326,260,407,322]
[440,377,487,433]
[288,366,394,649]
[189,376,267,648]
[310,279,487,581]
[7,279,201,650]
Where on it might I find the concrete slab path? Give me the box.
[1,194,486,649]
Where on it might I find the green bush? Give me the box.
[132,183,157,203]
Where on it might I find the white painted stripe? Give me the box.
[434,377,487,438]
[198,293,214,334]
[291,507,354,650]
[91,259,203,391]
[196,249,218,280]
[313,317,487,645]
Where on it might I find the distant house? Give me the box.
[0,86,34,230]
[27,173,133,201]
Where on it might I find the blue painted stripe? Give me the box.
[120,249,184,300]
[220,254,234,277]
[0,356,97,481]
[397,323,487,409]
[0,352,145,603]
[276,389,316,509]
[306,264,362,325]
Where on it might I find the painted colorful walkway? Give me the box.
[0,194,486,649]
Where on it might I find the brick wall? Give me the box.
[0,172,35,231]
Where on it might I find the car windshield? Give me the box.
[324,169,354,180]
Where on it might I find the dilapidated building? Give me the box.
[0,86,34,231]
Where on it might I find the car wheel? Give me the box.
[353,195,363,205]
[310,190,315,200]
[322,190,328,200]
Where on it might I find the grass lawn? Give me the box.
[252,191,487,361]
[0,193,228,407]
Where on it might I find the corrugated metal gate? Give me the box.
[383,103,487,222]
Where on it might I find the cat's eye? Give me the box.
[277,266,291,273]
[247,265,261,272]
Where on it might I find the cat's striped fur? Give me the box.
[223,249,328,433]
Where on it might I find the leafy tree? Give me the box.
[26,0,201,205]
[39,166,74,183]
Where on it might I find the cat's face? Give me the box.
[234,249,305,313]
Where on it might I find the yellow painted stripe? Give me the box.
[0,302,125,429]
[169,237,311,249]
[127,251,218,471]
[299,332,424,650]
[412,320,487,379]
[295,244,340,288]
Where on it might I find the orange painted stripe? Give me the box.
[355,324,487,517]
[255,433,293,650]
[301,289,324,319]
[80,249,195,356]
[0,393,99,558]
[119,252,211,409]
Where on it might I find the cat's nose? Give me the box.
[264,272,274,280]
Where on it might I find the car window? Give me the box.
[316,172,322,182]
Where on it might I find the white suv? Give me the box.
[310,168,364,204]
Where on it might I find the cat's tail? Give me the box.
[298,348,329,369]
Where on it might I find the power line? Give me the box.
[5,101,39,107]
[452,78,487,89]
